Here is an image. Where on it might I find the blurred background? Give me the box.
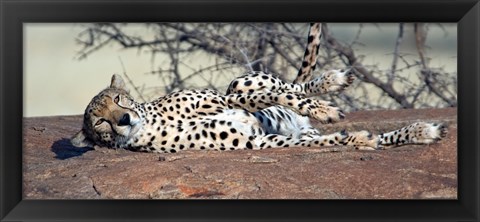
[24,23,457,117]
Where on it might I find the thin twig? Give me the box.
[388,23,404,85]
[118,57,147,102]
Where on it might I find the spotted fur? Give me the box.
[71,23,448,153]
[71,74,354,153]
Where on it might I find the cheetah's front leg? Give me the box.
[225,92,345,124]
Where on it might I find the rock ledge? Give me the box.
[23,108,457,199]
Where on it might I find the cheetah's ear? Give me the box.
[110,74,129,93]
[71,130,94,148]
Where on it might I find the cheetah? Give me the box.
[71,23,447,152]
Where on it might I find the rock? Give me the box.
[23,108,457,199]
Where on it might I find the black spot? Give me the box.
[230,128,237,134]
[174,136,180,142]
[308,35,314,43]
[202,104,212,109]
[302,61,309,67]
[232,139,239,146]
[210,132,216,140]
[167,116,174,121]
[244,80,253,86]
[246,141,253,149]
[286,95,293,100]
[232,81,239,88]
[170,149,176,153]
[161,131,168,137]
[220,132,228,140]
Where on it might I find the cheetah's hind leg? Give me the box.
[325,122,448,150]
[377,122,448,149]
[254,131,349,149]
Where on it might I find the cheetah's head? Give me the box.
[71,74,144,148]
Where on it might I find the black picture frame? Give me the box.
[1,0,479,221]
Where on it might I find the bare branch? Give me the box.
[323,24,413,108]
[387,23,404,85]
[118,57,147,102]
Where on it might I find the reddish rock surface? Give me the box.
[23,108,457,199]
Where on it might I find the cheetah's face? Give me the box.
[71,74,143,148]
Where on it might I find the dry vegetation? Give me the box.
[75,23,457,111]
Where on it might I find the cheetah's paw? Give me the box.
[304,100,345,124]
[412,122,448,144]
[320,69,356,93]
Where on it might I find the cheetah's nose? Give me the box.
[118,113,131,126]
